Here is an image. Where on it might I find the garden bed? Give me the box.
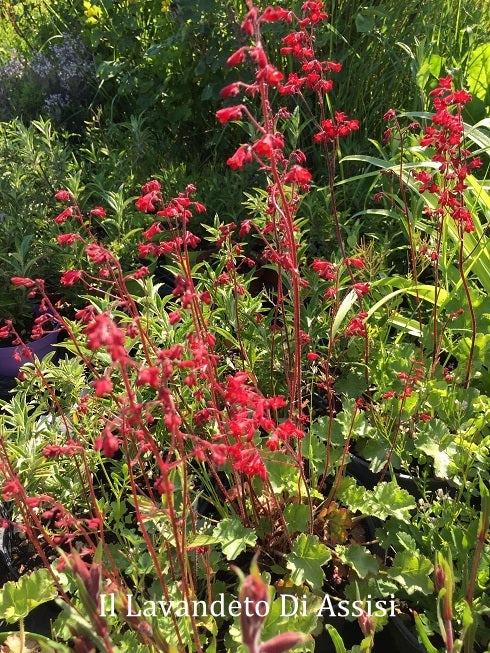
[0,1,488,652]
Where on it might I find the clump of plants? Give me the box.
[0,34,95,127]
[0,2,488,653]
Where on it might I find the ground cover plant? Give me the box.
[0,1,488,653]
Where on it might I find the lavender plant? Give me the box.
[0,35,96,127]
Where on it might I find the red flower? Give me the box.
[165,411,182,430]
[199,290,212,305]
[84,313,126,361]
[60,269,83,286]
[2,478,23,500]
[138,243,158,258]
[345,312,368,338]
[314,113,359,143]
[54,207,73,224]
[57,233,80,245]
[90,206,106,218]
[382,391,396,399]
[239,219,253,236]
[11,276,36,287]
[94,376,113,397]
[352,282,370,297]
[141,179,161,193]
[85,243,110,264]
[133,266,149,280]
[220,82,241,98]
[261,6,292,22]
[300,1,328,26]
[142,222,162,241]
[216,106,244,124]
[279,72,306,95]
[312,259,336,280]
[169,311,181,325]
[94,431,120,458]
[54,189,73,202]
[227,145,253,170]
[283,164,312,187]
[345,257,364,269]
[226,48,246,67]
[256,64,284,86]
[238,566,269,648]
[135,192,159,213]
[136,366,161,388]
[260,633,308,653]
[253,133,284,158]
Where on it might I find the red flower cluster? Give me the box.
[312,258,336,280]
[385,76,480,234]
[345,312,367,338]
[314,112,359,144]
[42,440,84,458]
[84,313,128,363]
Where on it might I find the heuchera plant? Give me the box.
[0,2,487,653]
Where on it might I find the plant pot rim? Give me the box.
[0,306,60,377]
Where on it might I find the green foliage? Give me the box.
[336,544,379,580]
[0,569,57,624]
[0,2,488,653]
[286,534,331,590]
[213,517,257,560]
[339,479,416,523]
[387,550,434,595]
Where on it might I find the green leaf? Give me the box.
[387,550,434,595]
[57,600,107,650]
[416,54,443,91]
[458,333,490,372]
[416,419,458,479]
[325,624,347,653]
[355,9,375,33]
[414,612,439,653]
[212,517,257,560]
[466,43,490,103]
[0,569,57,624]
[332,290,358,338]
[284,503,311,533]
[396,532,417,551]
[370,482,416,522]
[259,592,320,651]
[339,480,416,523]
[367,283,448,322]
[187,533,221,548]
[358,439,400,474]
[286,534,331,589]
[336,544,379,579]
[267,456,307,494]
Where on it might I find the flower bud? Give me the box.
[236,558,269,650]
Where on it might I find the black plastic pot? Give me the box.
[0,304,61,379]
[154,260,176,298]
[0,502,20,634]
[0,374,16,401]
[0,502,18,583]
[0,502,60,636]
